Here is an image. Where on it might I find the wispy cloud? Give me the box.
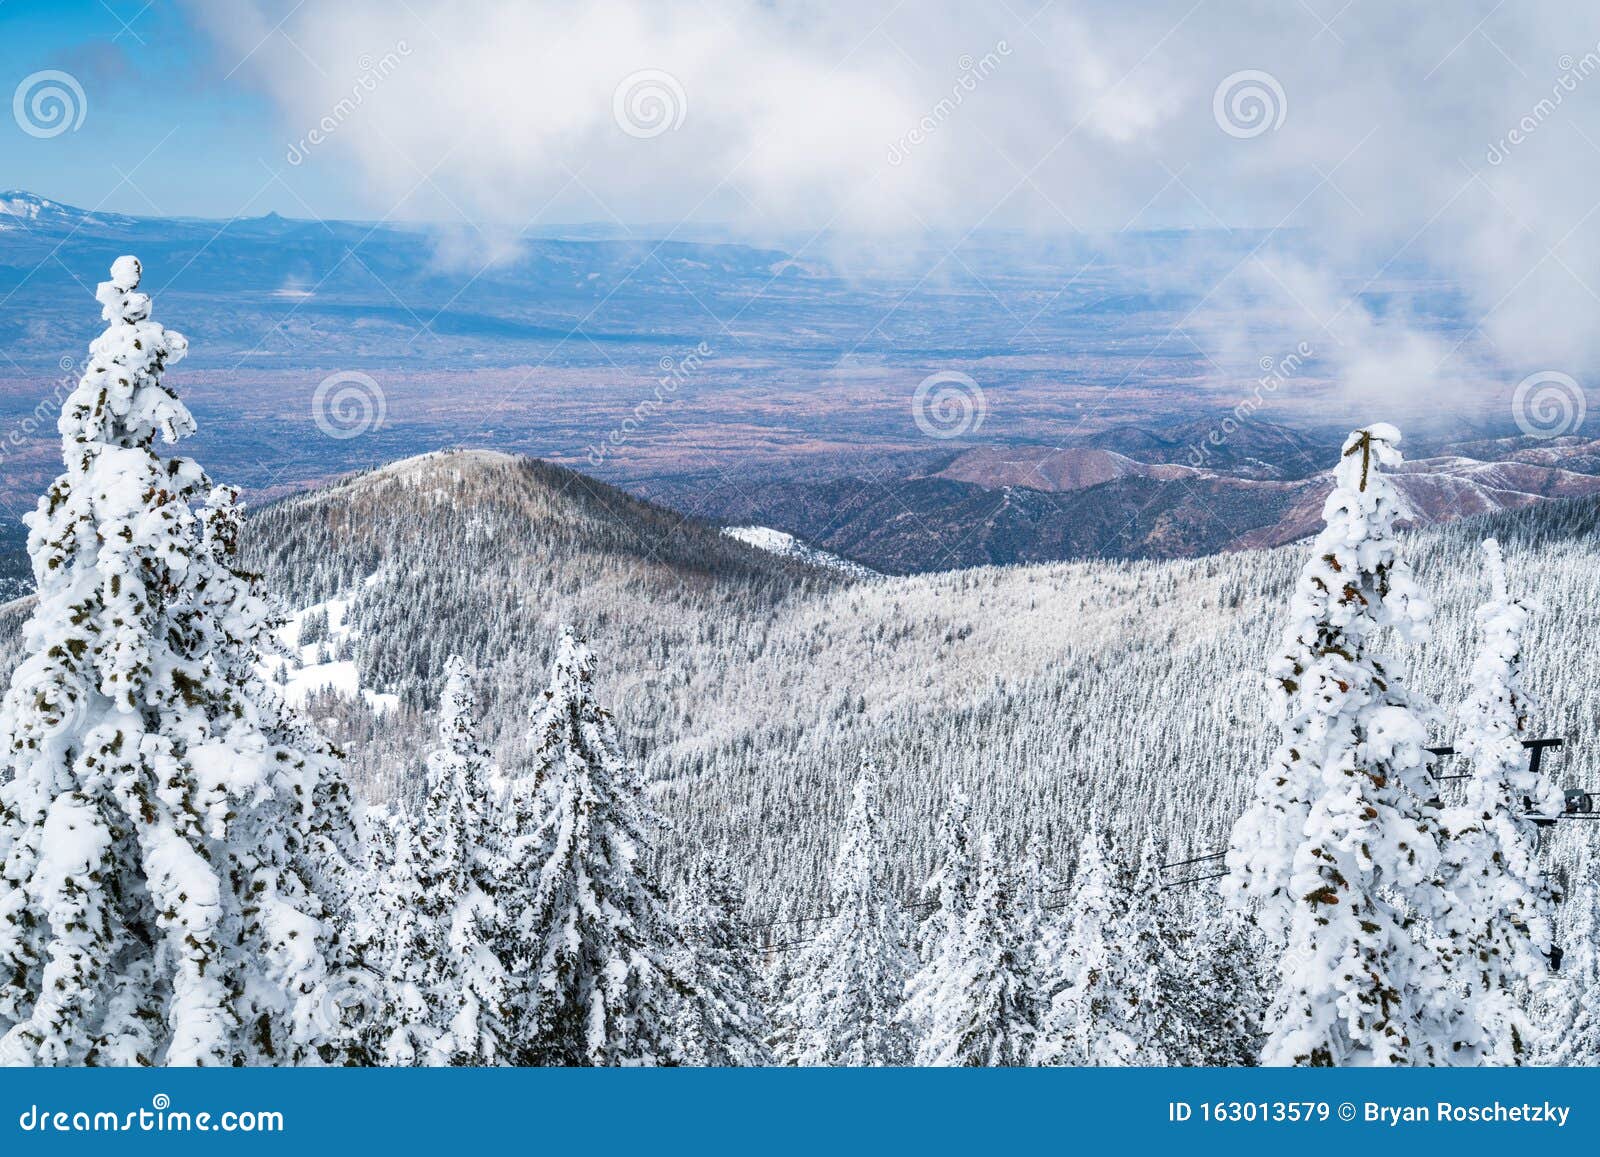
[188,0,1600,400]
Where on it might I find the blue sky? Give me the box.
[2,0,349,218]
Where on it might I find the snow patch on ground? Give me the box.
[259,572,399,715]
[723,526,879,579]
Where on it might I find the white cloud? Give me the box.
[191,0,1600,396]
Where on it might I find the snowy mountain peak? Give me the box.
[0,191,137,232]
[0,192,69,224]
[356,448,521,485]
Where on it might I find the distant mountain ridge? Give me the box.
[0,190,803,367]
[689,424,1600,573]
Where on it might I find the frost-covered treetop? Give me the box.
[1318,423,1430,641]
[437,655,477,755]
[1483,537,1509,604]
[64,255,193,452]
[1227,424,1436,940]
[530,627,596,736]
[831,755,886,908]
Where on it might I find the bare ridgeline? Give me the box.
[0,260,1596,1066]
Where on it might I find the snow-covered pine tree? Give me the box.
[902,786,973,1036]
[1114,833,1179,1065]
[0,257,360,1067]
[1541,848,1599,1065]
[376,814,439,1066]
[1224,424,1455,1066]
[917,837,1038,1065]
[499,629,683,1066]
[672,853,774,1066]
[762,939,800,1064]
[783,754,914,1066]
[1035,823,1144,1066]
[1440,539,1561,1064]
[1020,831,1065,987]
[415,656,507,1066]
[1173,905,1264,1066]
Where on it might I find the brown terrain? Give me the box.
[677,431,1600,573]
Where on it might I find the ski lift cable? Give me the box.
[1162,850,1227,870]
[1161,871,1230,891]
[1159,736,1585,887]
[751,735,1593,935]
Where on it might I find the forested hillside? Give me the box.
[9,449,1589,928]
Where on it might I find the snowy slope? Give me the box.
[4,450,1596,915]
[212,453,1600,913]
[723,526,879,579]
[259,572,399,716]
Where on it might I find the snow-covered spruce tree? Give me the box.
[672,853,774,1066]
[762,941,800,1063]
[783,754,914,1066]
[918,837,1038,1066]
[376,814,438,1066]
[1440,539,1561,1064]
[902,786,973,1037]
[1541,849,1600,1065]
[1035,824,1146,1066]
[413,656,508,1066]
[1174,905,1265,1066]
[0,257,361,1066]
[1114,833,1181,1065]
[220,490,376,1066]
[1020,831,1065,987]
[499,629,683,1066]
[1224,424,1456,1066]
